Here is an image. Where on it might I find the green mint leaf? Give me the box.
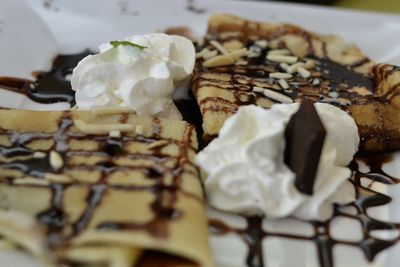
[110,40,147,50]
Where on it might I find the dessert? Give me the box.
[197,102,399,267]
[192,14,400,152]
[1,11,400,267]
[0,109,212,267]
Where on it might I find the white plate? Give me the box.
[1,0,400,267]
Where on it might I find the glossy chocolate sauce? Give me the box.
[0,50,92,105]
[209,153,400,267]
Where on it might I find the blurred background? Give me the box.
[268,0,400,14]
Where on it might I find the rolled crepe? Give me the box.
[0,109,213,267]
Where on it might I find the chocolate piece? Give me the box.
[284,100,326,195]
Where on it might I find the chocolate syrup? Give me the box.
[0,50,92,105]
[37,183,66,231]
[174,90,205,148]
[208,153,400,267]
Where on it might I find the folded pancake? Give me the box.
[0,109,212,267]
[193,14,400,152]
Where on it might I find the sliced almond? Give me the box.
[210,40,229,55]
[203,48,247,68]
[253,86,265,93]
[255,40,269,48]
[109,130,121,138]
[297,67,311,78]
[280,63,289,70]
[223,40,244,51]
[305,59,316,69]
[263,88,293,104]
[230,48,248,60]
[203,54,235,68]
[33,152,47,159]
[312,79,320,86]
[50,151,64,171]
[266,55,298,64]
[45,173,73,184]
[268,49,291,56]
[148,140,169,149]
[202,49,218,60]
[13,178,50,186]
[278,79,289,90]
[74,120,134,134]
[269,72,293,79]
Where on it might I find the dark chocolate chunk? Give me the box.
[284,99,326,195]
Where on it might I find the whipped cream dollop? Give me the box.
[196,103,359,221]
[71,33,195,119]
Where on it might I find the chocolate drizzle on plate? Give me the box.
[0,50,92,105]
[209,153,400,267]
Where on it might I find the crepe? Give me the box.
[192,14,400,152]
[0,108,213,267]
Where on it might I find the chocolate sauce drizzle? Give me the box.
[209,153,400,267]
[0,50,92,105]
[0,111,199,250]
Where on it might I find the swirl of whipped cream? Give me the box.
[195,103,359,221]
[71,33,195,119]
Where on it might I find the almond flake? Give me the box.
[33,152,47,159]
[252,86,265,93]
[203,49,218,60]
[266,54,298,64]
[268,49,291,56]
[74,120,134,134]
[305,59,316,69]
[148,140,169,149]
[210,40,229,55]
[312,79,320,85]
[203,48,247,68]
[278,79,289,90]
[50,151,64,171]
[109,130,121,138]
[328,91,339,98]
[269,72,293,79]
[247,45,262,58]
[263,88,293,104]
[235,60,248,65]
[255,40,269,48]
[297,67,311,78]
[280,63,289,70]
[286,62,305,74]
[203,54,235,68]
